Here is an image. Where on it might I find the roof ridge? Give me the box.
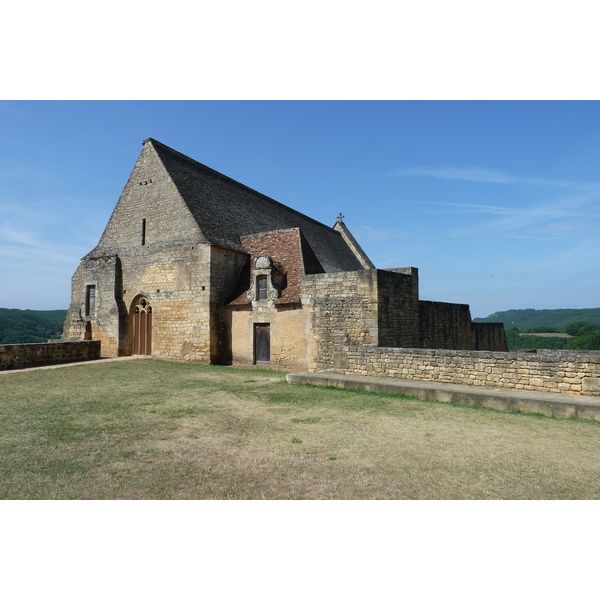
[333,220,375,269]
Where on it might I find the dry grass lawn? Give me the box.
[2,358,600,499]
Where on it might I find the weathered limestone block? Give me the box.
[582,378,600,394]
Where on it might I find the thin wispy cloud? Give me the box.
[396,199,513,215]
[393,166,600,190]
[449,194,600,240]
[354,225,418,243]
[0,226,40,247]
[0,220,90,264]
[388,183,600,241]
[0,239,84,266]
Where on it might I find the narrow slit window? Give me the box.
[85,285,96,317]
[257,275,268,300]
[141,218,146,246]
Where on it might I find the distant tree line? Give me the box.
[0,309,67,344]
[473,308,600,351]
[505,322,600,351]
[474,307,600,330]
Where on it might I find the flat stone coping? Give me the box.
[0,355,144,375]
[286,370,600,421]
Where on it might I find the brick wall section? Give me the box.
[240,228,304,267]
[333,346,600,396]
[0,341,101,371]
[237,228,311,303]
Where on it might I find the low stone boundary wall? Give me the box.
[0,341,101,371]
[332,346,600,396]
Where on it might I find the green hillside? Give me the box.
[474,308,600,350]
[0,308,67,344]
[473,308,600,330]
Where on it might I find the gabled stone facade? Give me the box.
[63,139,506,371]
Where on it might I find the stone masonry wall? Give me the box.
[123,243,210,362]
[301,268,507,372]
[63,254,123,357]
[377,268,420,347]
[0,341,101,371]
[302,270,379,372]
[227,305,308,371]
[473,322,508,351]
[210,246,251,364]
[97,141,202,249]
[333,346,600,396]
[63,139,216,363]
[64,242,213,362]
[418,301,474,350]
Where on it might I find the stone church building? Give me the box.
[63,138,506,371]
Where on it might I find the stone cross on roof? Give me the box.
[337,212,345,222]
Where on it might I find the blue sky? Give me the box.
[1,100,599,317]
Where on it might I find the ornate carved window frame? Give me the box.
[246,256,281,302]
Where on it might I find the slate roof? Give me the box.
[148,139,367,273]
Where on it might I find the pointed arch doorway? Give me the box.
[132,297,153,355]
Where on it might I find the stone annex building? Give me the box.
[63,138,507,371]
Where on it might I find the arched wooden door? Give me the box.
[133,297,152,355]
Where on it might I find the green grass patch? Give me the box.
[2,358,600,499]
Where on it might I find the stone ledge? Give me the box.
[286,371,600,421]
[0,341,101,371]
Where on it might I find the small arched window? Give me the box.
[257,275,268,300]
